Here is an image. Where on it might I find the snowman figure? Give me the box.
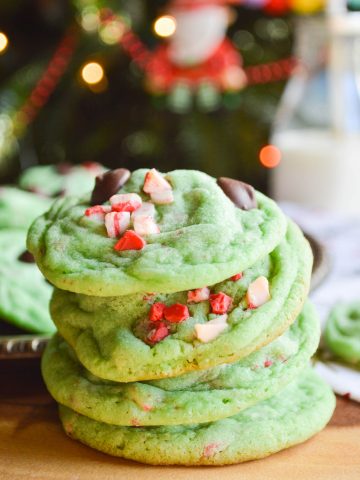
[146,0,246,111]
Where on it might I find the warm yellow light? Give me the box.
[81,62,104,85]
[0,32,9,54]
[153,15,176,38]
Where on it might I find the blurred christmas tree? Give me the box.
[0,0,322,191]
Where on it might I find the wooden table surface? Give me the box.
[1,358,360,480]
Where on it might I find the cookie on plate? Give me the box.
[0,229,55,333]
[19,162,105,198]
[0,186,52,229]
[324,301,360,364]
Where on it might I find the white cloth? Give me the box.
[282,202,360,402]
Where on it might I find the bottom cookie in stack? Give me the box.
[42,303,335,465]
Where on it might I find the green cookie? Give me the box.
[50,220,312,382]
[0,186,52,229]
[42,303,319,426]
[0,229,55,333]
[19,163,104,198]
[324,301,360,364]
[58,369,335,466]
[27,169,287,296]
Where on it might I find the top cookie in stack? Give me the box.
[28,168,311,382]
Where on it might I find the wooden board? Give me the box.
[1,358,360,480]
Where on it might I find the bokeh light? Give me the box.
[0,32,9,54]
[153,15,177,38]
[81,62,104,85]
[99,20,125,45]
[259,145,281,168]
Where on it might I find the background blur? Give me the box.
[0,0,359,210]
[0,0,299,193]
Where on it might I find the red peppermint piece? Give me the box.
[164,303,190,323]
[149,302,166,322]
[110,193,142,213]
[143,168,172,194]
[82,161,104,174]
[264,359,273,368]
[85,205,111,217]
[187,287,210,303]
[230,273,243,281]
[147,322,170,344]
[105,211,130,238]
[114,230,146,251]
[209,292,232,314]
[202,443,222,458]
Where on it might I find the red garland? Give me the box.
[17,26,79,128]
[244,57,298,85]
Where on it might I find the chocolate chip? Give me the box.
[90,168,131,205]
[217,177,257,211]
[18,251,35,263]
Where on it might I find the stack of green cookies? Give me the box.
[28,168,335,465]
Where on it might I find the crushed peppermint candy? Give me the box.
[195,314,228,343]
[143,168,172,194]
[209,292,232,314]
[149,302,166,322]
[85,205,112,222]
[230,273,243,281]
[150,189,174,205]
[114,230,146,251]
[147,322,170,344]
[131,201,156,220]
[164,303,190,323]
[110,193,142,212]
[202,443,222,458]
[264,359,273,368]
[133,215,160,236]
[187,287,210,303]
[104,212,130,238]
[246,276,271,309]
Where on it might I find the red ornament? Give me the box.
[264,0,290,16]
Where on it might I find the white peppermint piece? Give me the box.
[187,287,210,303]
[143,168,172,194]
[246,276,270,308]
[133,215,160,236]
[105,211,131,238]
[150,189,174,205]
[195,314,228,343]
[208,314,228,324]
[131,202,156,220]
[84,205,111,223]
[109,193,142,211]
